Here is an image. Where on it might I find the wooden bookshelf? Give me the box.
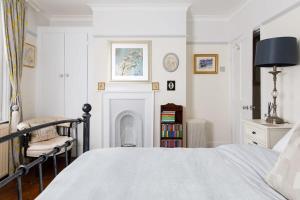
[160,103,183,148]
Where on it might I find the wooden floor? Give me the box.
[0,157,68,200]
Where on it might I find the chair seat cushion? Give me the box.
[27,136,74,157]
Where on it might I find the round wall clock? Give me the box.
[163,53,179,72]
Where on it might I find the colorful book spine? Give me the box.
[161,124,183,138]
[161,111,176,123]
[160,139,182,148]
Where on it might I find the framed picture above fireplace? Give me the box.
[110,41,151,82]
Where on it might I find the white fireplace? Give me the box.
[102,83,154,147]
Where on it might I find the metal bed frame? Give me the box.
[0,103,92,200]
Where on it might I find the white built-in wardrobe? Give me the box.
[36,28,89,119]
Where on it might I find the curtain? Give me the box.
[2,0,26,172]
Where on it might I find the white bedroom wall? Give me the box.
[91,3,188,37]
[186,43,231,146]
[260,5,300,123]
[187,18,229,43]
[187,0,300,44]
[28,0,300,148]
[22,6,49,119]
[229,0,300,41]
[88,4,188,148]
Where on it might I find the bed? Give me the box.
[1,103,295,200]
[36,144,286,200]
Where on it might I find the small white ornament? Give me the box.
[163,53,179,72]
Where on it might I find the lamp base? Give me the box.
[266,116,284,124]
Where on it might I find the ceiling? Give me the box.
[30,0,248,18]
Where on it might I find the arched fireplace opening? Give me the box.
[115,111,143,147]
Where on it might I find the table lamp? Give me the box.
[255,37,298,124]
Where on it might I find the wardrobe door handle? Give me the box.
[252,131,256,135]
[65,74,69,78]
[253,141,258,145]
[59,74,64,78]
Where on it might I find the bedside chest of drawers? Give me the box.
[243,120,293,149]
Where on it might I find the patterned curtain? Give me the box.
[2,0,26,172]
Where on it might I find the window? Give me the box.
[0,4,9,122]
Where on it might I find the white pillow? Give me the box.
[273,121,300,153]
[266,124,300,200]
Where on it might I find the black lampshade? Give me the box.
[255,37,298,67]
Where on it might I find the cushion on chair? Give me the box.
[29,124,58,143]
[17,116,71,143]
[27,136,73,157]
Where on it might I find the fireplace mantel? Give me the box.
[102,83,154,147]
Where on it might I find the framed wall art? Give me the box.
[98,82,105,91]
[167,80,175,91]
[163,53,179,72]
[193,54,218,74]
[23,43,36,68]
[111,41,151,81]
[152,82,159,91]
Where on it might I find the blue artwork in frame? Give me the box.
[194,54,218,74]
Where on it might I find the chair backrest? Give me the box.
[17,117,72,157]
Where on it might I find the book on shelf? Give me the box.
[160,139,182,148]
[161,124,183,138]
[161,111,176,123]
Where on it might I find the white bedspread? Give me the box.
[37,145,286,200]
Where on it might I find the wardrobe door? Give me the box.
[64,32,88,118]
[36,32,65,116]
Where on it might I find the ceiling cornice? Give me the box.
[88,2,191,11]
[189,0,251,23]
[190,14,230,22]
[49,15,93,23]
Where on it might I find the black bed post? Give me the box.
[82,103,92,153]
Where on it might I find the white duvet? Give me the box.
[37,145,286,200]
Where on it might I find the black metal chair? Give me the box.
[18,117,79,176]
[0,104,91,200]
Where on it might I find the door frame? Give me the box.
[229,32,254,144]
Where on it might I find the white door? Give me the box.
[231,33,253,144]
[37,32,65,116]
[65,32,88,118]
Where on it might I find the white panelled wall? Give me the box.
[36,28,88,118]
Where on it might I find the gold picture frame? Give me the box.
[97,82,106,91]
[152,82,159,91]
[193,54,218,74]
[23,42,36,68]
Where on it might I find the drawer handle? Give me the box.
[252,131,256,135]
[253,141,258,145]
